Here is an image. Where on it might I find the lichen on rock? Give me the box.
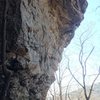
[0,0,88,100]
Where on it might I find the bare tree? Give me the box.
[65,77,72,100]
[47,32,100,100]
[47,82,57,100]
[56,64,71,100]
[47,64,68,100]
[67,33,100,100]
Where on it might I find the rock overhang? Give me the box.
[0,0,88,100]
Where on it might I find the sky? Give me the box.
[55,0,100,91]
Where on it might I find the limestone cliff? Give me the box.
[0,0,87,100]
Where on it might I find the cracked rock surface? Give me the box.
[0,0,87,100]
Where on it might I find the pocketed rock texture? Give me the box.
[0,0,87,100]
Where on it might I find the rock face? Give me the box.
[0,0,87,100]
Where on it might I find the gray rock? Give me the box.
[0,0,88,99]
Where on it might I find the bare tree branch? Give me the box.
[88,68,100,100]
[67,58,84,88]
[65,77,73,100]
[84,47,94,75]
[67,32,99,100]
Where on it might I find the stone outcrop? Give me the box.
[0,0,87,100]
